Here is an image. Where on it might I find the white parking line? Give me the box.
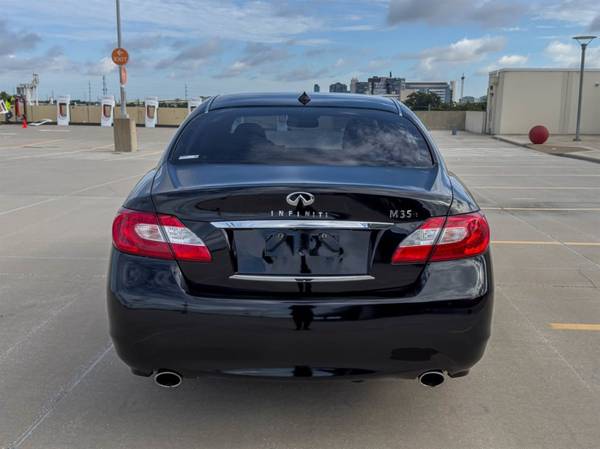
[0,138,65,150]
[0,143,114,162]
[9,343,114,449]
[0,172,148,217]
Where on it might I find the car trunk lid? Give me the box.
[151,163,453,297]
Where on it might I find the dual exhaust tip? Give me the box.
[154,370,182,388]
[153,369,445,388]
[418,370,445,387]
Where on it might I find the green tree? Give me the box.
[404,91,441,110]
[0,91,12,102]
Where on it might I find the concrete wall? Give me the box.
[24,105,467,131]
[487,69,600,135]
[465,111,486,134]
[26,104,55,122]
[415,111,466,130]
[25,104,191,126]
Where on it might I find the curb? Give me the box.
[492,135,600,165]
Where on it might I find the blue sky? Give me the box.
[1,0,600,101]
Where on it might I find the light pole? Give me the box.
[573,35,596,141]
[112,0,137,152]
[116,0,127,118]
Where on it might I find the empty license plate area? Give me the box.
[233,229,371,275]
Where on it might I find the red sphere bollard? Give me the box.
[529,125,549,144]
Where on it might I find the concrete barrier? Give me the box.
[24,105,468,131]
[24,104,185,126]
[465,111,487,134]
[414,111,466,130]
[26,104,55,122]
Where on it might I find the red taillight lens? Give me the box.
[391,212,490,264]
[157,214,212,262]
[112,209,211,262]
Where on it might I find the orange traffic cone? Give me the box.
[22,118,27,128]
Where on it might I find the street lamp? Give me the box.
[573,35,597,141]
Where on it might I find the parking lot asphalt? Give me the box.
[0,125,599,449]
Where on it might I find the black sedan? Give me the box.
[108,92,493,388]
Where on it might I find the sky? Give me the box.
[1,0,600,101]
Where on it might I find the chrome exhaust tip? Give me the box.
[418,371,445,387]
[154,370,182,388]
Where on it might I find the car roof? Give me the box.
[209,92,400,113]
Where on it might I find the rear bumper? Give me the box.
[107,250,493,379]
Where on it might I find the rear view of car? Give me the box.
[107,93,493,388]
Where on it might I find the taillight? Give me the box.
[112,208,211,262]
[392,212,490,264]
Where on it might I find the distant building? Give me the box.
[459,96,476,104]
[313,84,320,93]
[487,68,600,135]
[478,95,487,103]
[367,73,405,96]
[343,75,454,103]
[403,82,453,103]
[350,77,369,94]
[329,82,348,93]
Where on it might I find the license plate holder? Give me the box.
[234,229,370,275]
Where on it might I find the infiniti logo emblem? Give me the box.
[286,192,315,207]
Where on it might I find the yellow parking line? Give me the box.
[549,323,600,331]
[492,240,600,246]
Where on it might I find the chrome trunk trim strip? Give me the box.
[229,274,375,283]
[211,220,392,230]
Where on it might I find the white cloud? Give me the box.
[536,0,600,27]
[412,36,506,75]
[279,67,329,82]
[84,57,116,76]
[10,0,323,44]
[217,43,289,78]
[335,24,376,32]
[545,40,600,67]
[0,24,40,56]
[498,54,529,65]
[388,0,527,26]
[478,54,528,75]
[290,39,332,46]
[0,46,77,75]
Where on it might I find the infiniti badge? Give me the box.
[286,192,315,207]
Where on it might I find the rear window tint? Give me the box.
[171,107,433,167]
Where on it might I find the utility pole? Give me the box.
[116,0,127,118]
[185,83,188,101]
[460,73,465,101]
[112,0,137,152]
[102,75,108,96]
[87,81,92,123]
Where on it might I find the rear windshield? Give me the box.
[171,107,433,167]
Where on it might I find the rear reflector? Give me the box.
[392,212,490,264]
[112,208,211,262]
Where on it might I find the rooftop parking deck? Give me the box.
[0,125,599,449]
